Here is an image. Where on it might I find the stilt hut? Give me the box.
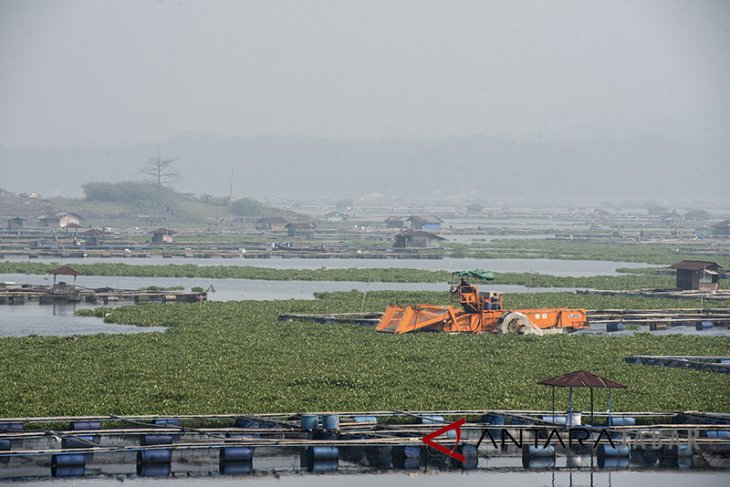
[538,370,627,426]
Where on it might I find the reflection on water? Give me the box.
[2,468,727,487]
[0,301,166,337]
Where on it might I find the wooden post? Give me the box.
[568,386,574,427]
[590,387,594,424]
[552,386,555,424]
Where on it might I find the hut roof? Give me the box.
[257,217,288,224]
[48,266,83,277]
[670,260,723,272]
[397,230,446,240]
[537,370,626,389]
[286,222,316,229]
[407,215,444,224]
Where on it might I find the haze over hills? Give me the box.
[1,133,727,205]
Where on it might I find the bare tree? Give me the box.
[142,151,181,187]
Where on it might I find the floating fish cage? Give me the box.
[1,410,729,480]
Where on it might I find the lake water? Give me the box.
[0,273,577,337]
[0,273,574,302]
[3,255,648,276]
[1,469,727,487]
[0,303,166,338]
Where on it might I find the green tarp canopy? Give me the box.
[454,269,495,281]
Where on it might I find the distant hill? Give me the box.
[0,181,297,227]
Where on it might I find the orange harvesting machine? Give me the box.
[376,280,588,335]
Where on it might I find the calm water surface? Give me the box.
[3,255,648,276]
[5,470,727,487]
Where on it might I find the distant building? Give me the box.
[7,217,25,232]
[466,204,484,214]
[384,216,406,229]
[255,217,289,231]
[661,211,683,228]
[669,260,725,292]
[38,212,83,229]
[713,219,730,236]
[324,211,345,222]
[407,215,443,232]
[150,227,176,243]
[394,230,445,249]
[684,210,711,221]
[80,228,107,246]
[336,199,354,210]
[286,222,316,238]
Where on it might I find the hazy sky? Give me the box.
[1,0,729,147]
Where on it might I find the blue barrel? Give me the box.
[306,446,339,461]
[62,435,99,449]
[220,447,254,462]
[661,445,693,457]
[354,415,377,424]
[365,446,392,468]
[522,445,555,459]
[630,447,659,466]
[607,322,625,332]
[0,439,10,451]
[137,449,172,464]
[136,462,171,477]
[677,445,693,457]
[52,453,86,467]
[307,459,339,473]
[522,456,556,469]
[599,457,630,469]
[71,421,101,431]
[696,321,713,330]
[219,461,252,475]
[51,465,85,478]
[450,444,478,469]
[141,434,174,446]
[393,456,421,469]
[301,414,318,431]
[393,446,422,459]
[0,422,23,432]
[322,414,340,432]
[706,430,730,439]
[598,445,630,463]
[566,454,584,468]
[607,417,636,426]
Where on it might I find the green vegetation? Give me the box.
[445,239,730,268]
[0,291,728,416]
[138,285,185,291]
[0,262,689,289]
